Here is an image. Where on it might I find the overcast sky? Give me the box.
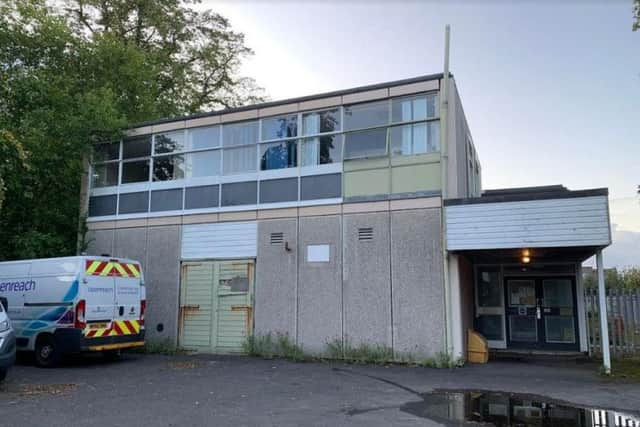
[206,0,639,267]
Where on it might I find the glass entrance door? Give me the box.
[505,277,578,351]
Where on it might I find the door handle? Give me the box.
[536,306,541,320]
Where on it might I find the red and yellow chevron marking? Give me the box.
[85,320,142,338]
[85,260,141,278]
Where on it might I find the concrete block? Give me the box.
[297,216,342,353]
[152,121,186,133]
[113,227,148,264]
[258,103,299,118]
[389,80,439,97]
[255,219,298,339]
[390,209,444,357]
[85,229,115,257]
[220,109,258,123]
[298,96,342,112]
[342,88,388,104]
[144,225,182,345]
[185,115,221,128]
[342,212,392,348]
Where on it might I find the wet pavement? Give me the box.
[1,353,639,426]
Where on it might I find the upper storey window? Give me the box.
[91,141,120,188]
[391,94,438,123]
[154,130,185,154]
[222,121,258,175]
[261,115,297,141]
[187,125,220,150]
[302,109,340,135]
[343,100,389,131]
[121,136,151,184]
[122,135,151,159]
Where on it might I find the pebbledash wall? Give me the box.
[83,74,479,358]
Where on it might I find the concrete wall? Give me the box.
[86,225,182,345]
[297,216,342,353]
[255,219,298,339]
[390,209,445,357]
[144,226,181,345]
[342,212,392,348]
[86,204,448,358]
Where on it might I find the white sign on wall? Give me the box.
[307,244,330,263]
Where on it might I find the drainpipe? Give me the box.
[596,250,611,374]
[440,25,453,357]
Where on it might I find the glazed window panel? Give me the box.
[118,191,149,214]
[343,128,387,159]
[91,163,119,188]
[301,135,343,166]
[88,195,117,217]
[302,109,341,135]
[389,122,439,156]
[154,130,185,154]
[260,140,297,170]
[93,142,120,162]
[121,159,150,184]
[391,94,438,123]
[150,188,183,212]
[343,100,389,131]
[222,121,258,147]
[223,145,257,175]
[122,136,151,159]
[261,115,297,140]
[185,150,220,178]
[187,126,220,150]
[153,154,185,181]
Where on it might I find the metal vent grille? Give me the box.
[270,232,284,245]
[358,227,374,241]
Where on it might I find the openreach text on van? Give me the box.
[0,280,36,292]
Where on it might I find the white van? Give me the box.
[0,296,16,380]
[0,256,146,367]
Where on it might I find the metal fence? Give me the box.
[585,287,640,356]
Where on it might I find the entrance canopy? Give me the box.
[444,185,611,253]
[444,186,613,371]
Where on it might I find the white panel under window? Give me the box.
[182,221,257,259]
[307,244,330,262]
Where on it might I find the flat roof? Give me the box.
[131,73,446,129]
[444,186,608,206]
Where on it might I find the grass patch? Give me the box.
[604,357,640,381]
[244,335,464,368]
[243,333,308,361]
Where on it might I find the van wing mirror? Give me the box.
[0,297,7,311]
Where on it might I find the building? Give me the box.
[81,73,613,364]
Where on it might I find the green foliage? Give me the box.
[243,333,308,362]
[634,0,640,31]
[324,338,392,365]
[0,0,262,260]
[584,267,640,291]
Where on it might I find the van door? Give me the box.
[83,260,116,324]
[113,261,141,333]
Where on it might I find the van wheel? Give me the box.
[35,335,59,368]
[0,368,7,381]
[102,350,121,361]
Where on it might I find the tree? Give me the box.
[634,0,640,31]
[0,0,263,260]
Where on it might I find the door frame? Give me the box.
[504,275,580,351]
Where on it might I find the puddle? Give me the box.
[399,389,640,426]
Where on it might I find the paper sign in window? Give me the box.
[307,245,330,263]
